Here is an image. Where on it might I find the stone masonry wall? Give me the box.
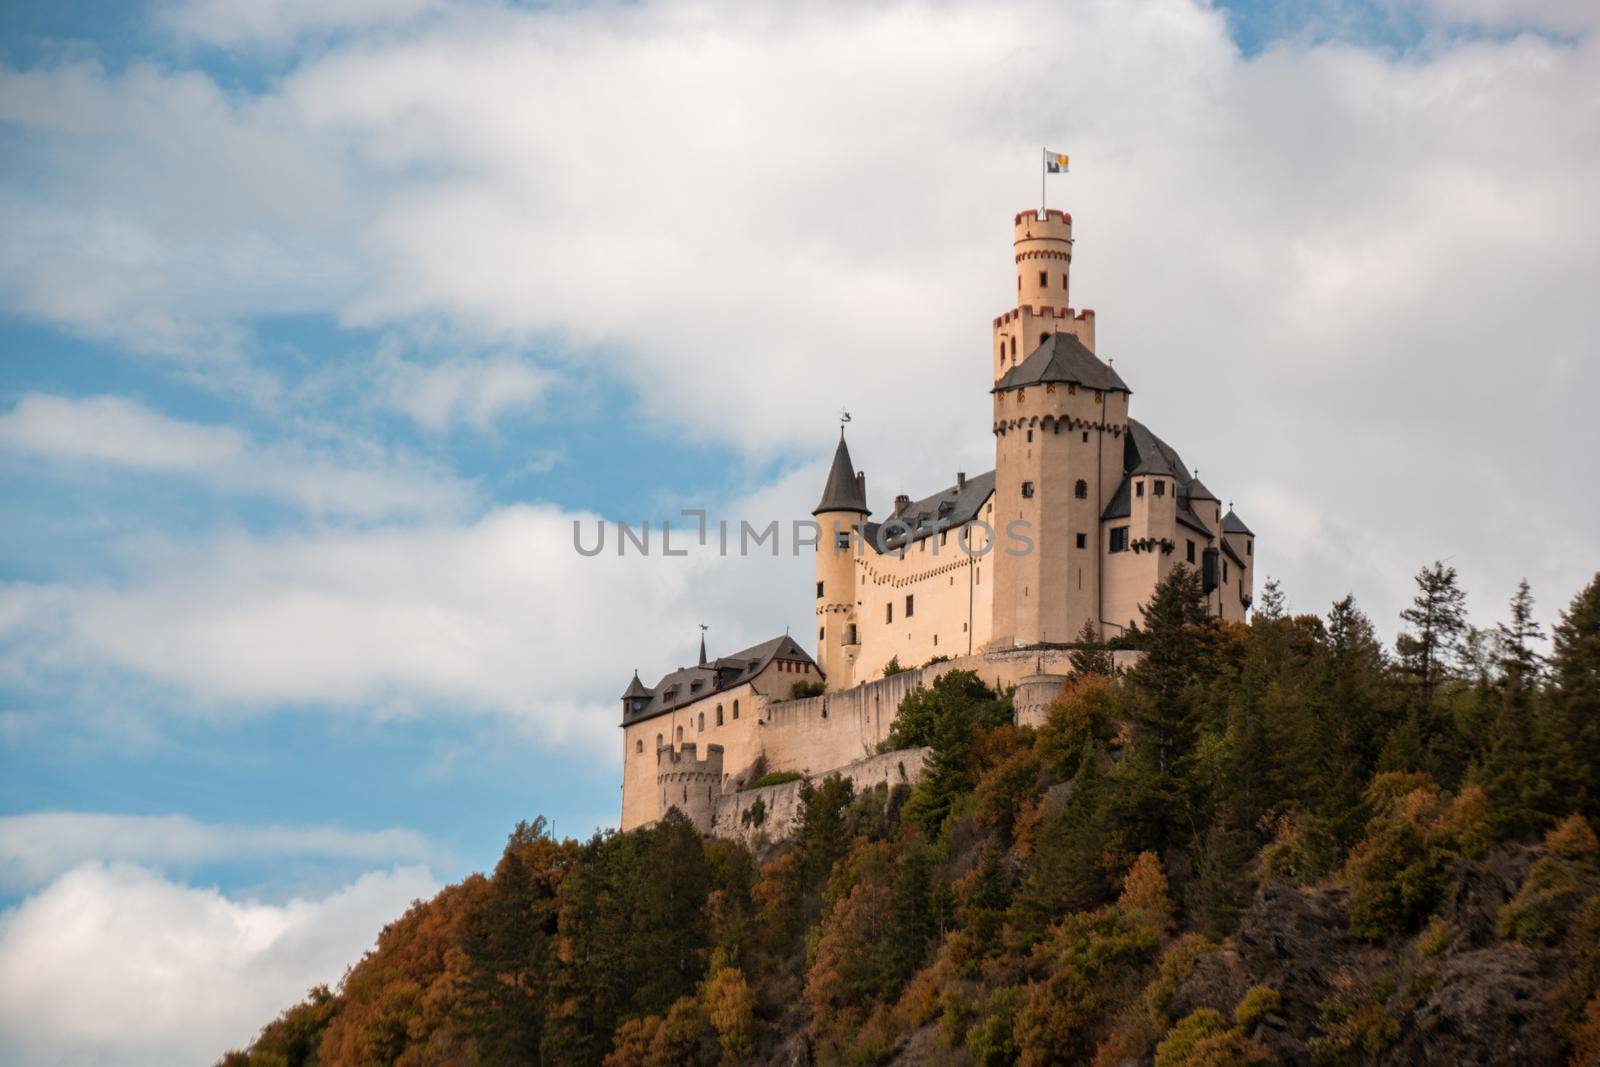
[711,746,932,845]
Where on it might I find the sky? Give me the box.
[0,0,1596,1062]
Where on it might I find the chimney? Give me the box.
[956,471,966,491]
[894,494,911,514]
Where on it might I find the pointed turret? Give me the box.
[698,630,708,666]
[621,670,651,722]
[812,431,869,516]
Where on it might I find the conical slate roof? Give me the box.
[813,432,869,516]
[621,671,650,700]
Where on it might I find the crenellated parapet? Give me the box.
[657,742,724,833]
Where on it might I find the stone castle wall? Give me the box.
[711,746,932,844]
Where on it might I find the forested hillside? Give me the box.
[226,564,1600,1066]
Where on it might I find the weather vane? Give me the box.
[840,408,852,426]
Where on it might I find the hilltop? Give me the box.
[225,565,1600,1066]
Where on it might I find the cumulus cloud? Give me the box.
[0,811,439,893]
[0,0,1595,736]
[376,350,555,432]
[0,393,472,519]
[1,490,821,752]
[0,861,436,1066]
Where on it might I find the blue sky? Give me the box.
[1,0,1597,1062]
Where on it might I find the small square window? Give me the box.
[1082,431,1089,442]
[1076,533,1087,549]
[1110,526,1129,553]
[835,532,851,550]
[1026,429,1033,442]
[1154,481,1166,497]
[1021,481,1035,498]
[1039,271,1048,286]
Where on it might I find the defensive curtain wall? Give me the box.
[656,645,1140,840]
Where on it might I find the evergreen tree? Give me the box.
[1550,573,1600,819]
[1496,578,1546,693]
[1069,618,1114,676]
[1255,576,1286,621]
[1396,561,1469,705]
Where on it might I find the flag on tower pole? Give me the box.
[1041,148,1069,214]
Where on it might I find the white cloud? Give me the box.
[0,861,436,1067]
[0,468,821,755]
[0,0,1595,732]
[0,393,472,519]
[377,350,555,432]
[0,811,439,893]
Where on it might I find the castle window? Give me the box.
[1068,383,1077,395]
[817,580,824,598]
[1154,480,1166,497]
[676,726,683,743]
[1136,481,1144,498]
[733,700,740,718]
[905,594,915,618]
[1010,337,1016,355]
[1082,431,1089,442]
[1223,559,1229,582]
[1039,270,1048,287]
[716,705,724,725]
[636,739,643,753]
[656,733,663,749]
[1074,479,1088,499]
[933,634,938,646]
[886,603,893,624]
[1076,533,1087,549]
[1062,274,1068,289]
[698,712,704,731]
[819,626,824,641]
[1187,539,1196,563]
[1039,332,1051,344]
[1026,429,1033,442]
[1021,481,1035,498]
[1247,540,1253,556]
[835,532,850,550]
[1110,526,1129,553]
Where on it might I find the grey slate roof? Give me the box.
[1101,418,1214,538]
[621,672,651,701]
[621,634,817,726]
[993,331,1131,395]
[1184,477,1218,503]
[865,470,997,552]
[1222,509,1253,536]
[814,433,869,516]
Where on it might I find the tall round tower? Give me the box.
[992,209,1096,381]
[813,431,868,692]
[991,208,1128,649]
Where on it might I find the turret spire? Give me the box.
[813,431,869,516]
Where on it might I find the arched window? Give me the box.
[676,725,683,743]
[636,738,643,753]
[716,704,724,725]
[1074,479,1088,499]
[1010,337,1017,355]
[697,712,705,731]
[656,733,663,749]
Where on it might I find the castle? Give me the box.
[619,205,1256,834]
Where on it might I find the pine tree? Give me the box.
[1255,576,1286,621]
[1396,561,1469,705]
[1069,618,1114,675]
[1496,578,1546,694]
[1550,573,1600,819]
